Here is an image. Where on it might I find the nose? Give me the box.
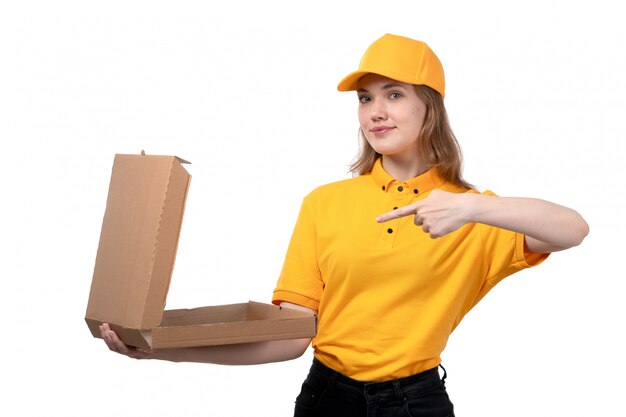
[370,99,387,120]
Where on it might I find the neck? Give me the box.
[381,154,429,181]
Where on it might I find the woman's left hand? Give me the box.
[376,190,472,238]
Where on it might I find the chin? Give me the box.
[371,146,400,156]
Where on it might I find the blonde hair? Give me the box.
[349,85,472,190]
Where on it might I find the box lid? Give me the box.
[85,153,191,330]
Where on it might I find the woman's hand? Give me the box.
[99,323,155,360]
[377,190,471,238]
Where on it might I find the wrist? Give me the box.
[463,193,485,224]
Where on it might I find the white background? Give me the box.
[1,1,624,416]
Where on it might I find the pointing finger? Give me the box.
[376,203,420,223]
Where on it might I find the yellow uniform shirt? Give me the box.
[272,159,548,381]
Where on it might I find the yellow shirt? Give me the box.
[272,159,548,381]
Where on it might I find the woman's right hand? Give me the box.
[99,323,155,360]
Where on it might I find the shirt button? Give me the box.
[397,185,404,192]
[387,228,393,234]
[382,185,386,191]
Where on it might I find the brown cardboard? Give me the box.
[85,153,316,350]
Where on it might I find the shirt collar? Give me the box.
[370,157,445,195]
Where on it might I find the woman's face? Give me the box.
[357,74,427,160]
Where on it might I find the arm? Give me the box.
[100,302,315,365]
[376,190,589,253]
[465,194,588,252]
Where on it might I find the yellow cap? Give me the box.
[337,34,445,97]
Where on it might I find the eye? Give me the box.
[389,92,402,100]
[358,95,370,104]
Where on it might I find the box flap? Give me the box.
[85,153,191,329]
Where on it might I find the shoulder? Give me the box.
[297,174,375,217]
[305,174,372,200]
[437,181,498,197]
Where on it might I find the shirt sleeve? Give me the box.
[471,190,550,304]
[272,193,324,311]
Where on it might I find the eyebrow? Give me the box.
[357,83,409,93]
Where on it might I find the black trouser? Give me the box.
[294,358,455,417]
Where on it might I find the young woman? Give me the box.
[101,34,589,417]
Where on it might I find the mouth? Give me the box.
[370,126,395,135]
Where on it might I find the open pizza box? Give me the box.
[85,153,317,350]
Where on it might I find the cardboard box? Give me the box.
[85,153,316,350]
